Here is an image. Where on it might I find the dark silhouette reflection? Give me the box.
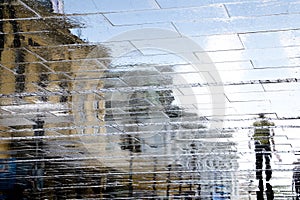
[32,119,45,192]
[266,183,274,200]
[256,179,264,200]
[256,180,274,200]
[252,114,275,200]
[253,114,274,181]
[293,162,300,200]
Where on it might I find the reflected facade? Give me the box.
[0,1,238,199]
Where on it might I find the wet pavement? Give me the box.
[1,0,300,199]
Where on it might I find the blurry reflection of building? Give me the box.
[0,1,239,199]
[103,64,239,199]
[179,124,238,199]
[0,0,109,199]
[37,0,64,13]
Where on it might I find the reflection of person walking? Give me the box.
[293,162,300,200]
[253,114,274,181]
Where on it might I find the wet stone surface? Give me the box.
[0,0,300,199]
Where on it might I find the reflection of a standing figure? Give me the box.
[256,179,274,200]
[253,114,274,181]
[293,162,300,200]
[252,114,275,200]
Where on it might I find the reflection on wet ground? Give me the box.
[1,0,300,199]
